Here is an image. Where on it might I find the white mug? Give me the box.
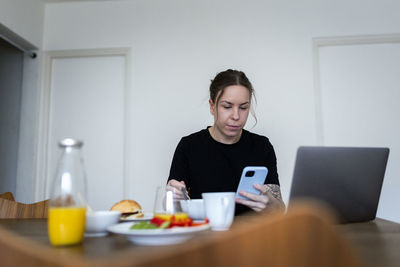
[202,192,235,231]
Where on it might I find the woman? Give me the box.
[167,69,285,215]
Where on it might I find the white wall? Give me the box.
[41,0,400,220]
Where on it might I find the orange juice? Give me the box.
[48,206,86,246]
[173,212,189,220]
[153,212,189,220]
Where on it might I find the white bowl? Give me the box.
[180,199,205,220]
[85,210,121,237]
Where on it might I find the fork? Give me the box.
[181,187,190,200]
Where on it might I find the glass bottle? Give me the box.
[48,138,88,246]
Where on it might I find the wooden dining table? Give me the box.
[337,218,400,267]
[1,216,400,266]
[0,217,224,264]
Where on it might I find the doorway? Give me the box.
[0,37,24,196]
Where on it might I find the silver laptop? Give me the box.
[289,146,389,223]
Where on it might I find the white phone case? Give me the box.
[236,166,268,200]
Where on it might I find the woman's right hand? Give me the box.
[167,179,187,200]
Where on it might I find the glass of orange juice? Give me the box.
[48,138,88,246]
[153,185,187,220]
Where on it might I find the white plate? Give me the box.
[119,211,154,222]
[107,222,210,245]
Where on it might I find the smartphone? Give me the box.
[236,166,268,200]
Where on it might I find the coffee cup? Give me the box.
[202,192,235,231]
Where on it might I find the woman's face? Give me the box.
[209,85,251,143]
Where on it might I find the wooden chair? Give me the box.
[0,192,16,201]
[0,198,49,219]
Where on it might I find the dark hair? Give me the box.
[210,69,257,125]
[209,69,254,104]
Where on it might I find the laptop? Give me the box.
[289,146,389,223]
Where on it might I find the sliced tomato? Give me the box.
[151,213,198,228]
[153,213,173,220]
[170,216,193,227]
[150,217,168,227]
[191,218,209,226]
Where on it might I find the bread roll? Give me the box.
[111,199,141,213]
[111,199,144,219]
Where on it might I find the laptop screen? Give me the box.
[289,146,389,223]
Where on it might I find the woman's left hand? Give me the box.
[235,184,286,213]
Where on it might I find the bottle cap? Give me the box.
[59,138,83,148]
